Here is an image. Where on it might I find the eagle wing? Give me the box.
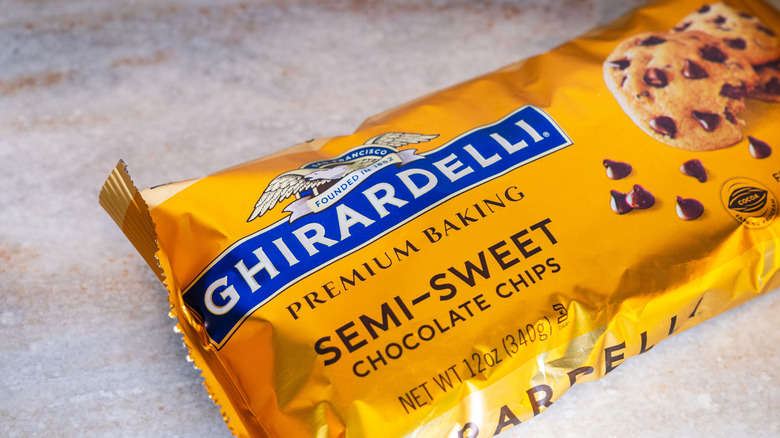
[247,171,331,222]
[365,132,439,148]
[248,132,438,222]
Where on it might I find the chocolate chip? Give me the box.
[610,190,633,215]
[748,136,772,159]
[738,12,753,19]
[724,110,737,124]
[764,77,780,95]
[701,45,728,63]
[603,159,632,180]
[681,159,707,182]
[755,60,779,70]
[674,22,692,31]
[649,116,676,138]
[697,4,711,13]
[682,59,709,79]
[712,15,727,25]
[757,23,776,37]
[639,36,666,46]
[720,83,747,99]
[724,38,746,50]
[675,197,704,220]
[608,58,631,70]
[643,68,668,88]
[626,185,655,209]
[692,111,720,132]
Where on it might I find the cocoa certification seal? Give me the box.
[720,177,777,229]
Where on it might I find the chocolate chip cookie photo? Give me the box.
[603,30,758,151]
[674,2,780,103]
[673,2,780,66]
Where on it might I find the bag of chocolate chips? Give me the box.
[100,0,780,436]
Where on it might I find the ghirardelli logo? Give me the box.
[182,105,574,347]
[721,178,777,229]
[247,133,438,223]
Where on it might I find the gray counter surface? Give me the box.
[2,1,779,437]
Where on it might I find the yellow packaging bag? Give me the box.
[100,0,780,436]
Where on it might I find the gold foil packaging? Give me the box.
[101,0,780,436]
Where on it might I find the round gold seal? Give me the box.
[720,177,777,229]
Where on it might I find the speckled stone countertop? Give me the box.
[2,1,780,437]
